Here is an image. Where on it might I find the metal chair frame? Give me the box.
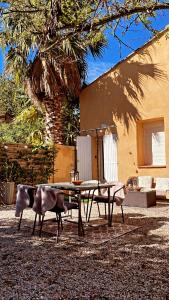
[87,185,125,223]
[32,198,84,241]
[17,187,36,231]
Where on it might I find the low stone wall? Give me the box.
[0,143,75,204]
[0,143,76,184]
[0,143,54,185]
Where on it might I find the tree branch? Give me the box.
[77,3,169,32]
[42,3,169,53]
[2,9,44,15]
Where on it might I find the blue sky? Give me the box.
[0,10,169,83]
[86,11,169,83]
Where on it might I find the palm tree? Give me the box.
[2,1,169,143]
[3,1,106,144]
[26,54,82,144]
[26,39,105,143]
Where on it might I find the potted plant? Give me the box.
[0,159,23,204]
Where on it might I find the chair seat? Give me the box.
[87,183,125,224]
[81,193,91,199]
[49,201,78,213]
[64,201,78,210]
[49,206,65,213]
[94,195,123,206]
[94,194,115,202]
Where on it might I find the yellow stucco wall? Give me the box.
[49,144,75,183]
[80,28,169,183]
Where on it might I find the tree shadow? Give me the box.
[113,211,169,243]
[92,59,167,132]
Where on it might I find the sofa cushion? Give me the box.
[156,190,166,199]
[155,178,169,190]
[138,176,153,188]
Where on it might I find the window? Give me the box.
[137,119,166,167]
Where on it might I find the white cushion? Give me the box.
[102,181,125,198]
[138,176,153,188]
[156,190,166,198]
[81,180,99,196]
[81,180,99,185]
[140,187,154,192]
[155,178,169,190]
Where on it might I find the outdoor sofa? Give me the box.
[136,176,169,199]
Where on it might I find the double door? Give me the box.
[76,134,118,182]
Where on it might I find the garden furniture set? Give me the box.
[15,181,125,239]
[15,176,169,240]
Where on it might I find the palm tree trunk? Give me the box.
[44,94,64,144]
[26,78,65,144]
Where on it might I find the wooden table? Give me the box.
[38,182,113,236]
[123,190,156,208]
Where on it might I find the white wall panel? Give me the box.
[76,136,92,180]
[143,121,166,166]
[103,134,118,182]
[152,131,166,165]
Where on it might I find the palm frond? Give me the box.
[89,38,107,58]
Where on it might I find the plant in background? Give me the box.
[0,159,24,183]
[0,76,30,119]
[0,144,56,185]
[18,145,56,185]
[0,146,23,183]
[0,105,46,145]
[14,105,46,145]
[62,96,80,146]
[0,75,80,147]
[0,75,47,146]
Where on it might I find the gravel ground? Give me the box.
[0,202,169,300]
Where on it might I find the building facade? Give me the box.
[79,27,169,183]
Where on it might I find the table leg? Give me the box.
[68,190,72,217]
[108,187,111,227]
[38,214,42,225]
[77,191,84,236]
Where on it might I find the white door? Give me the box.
[76,136,92,180]
[103,134,118,182]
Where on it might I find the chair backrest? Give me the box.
[81,180,99,195]
[33,186,66,215]
[101,181,125,198]
[27,188,36,207]
[137,176,153,189]
[15,184,35,217]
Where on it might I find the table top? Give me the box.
[37,182,113,192]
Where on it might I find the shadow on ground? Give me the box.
[0,204,169,299]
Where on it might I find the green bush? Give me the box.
[0,144,56,185]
